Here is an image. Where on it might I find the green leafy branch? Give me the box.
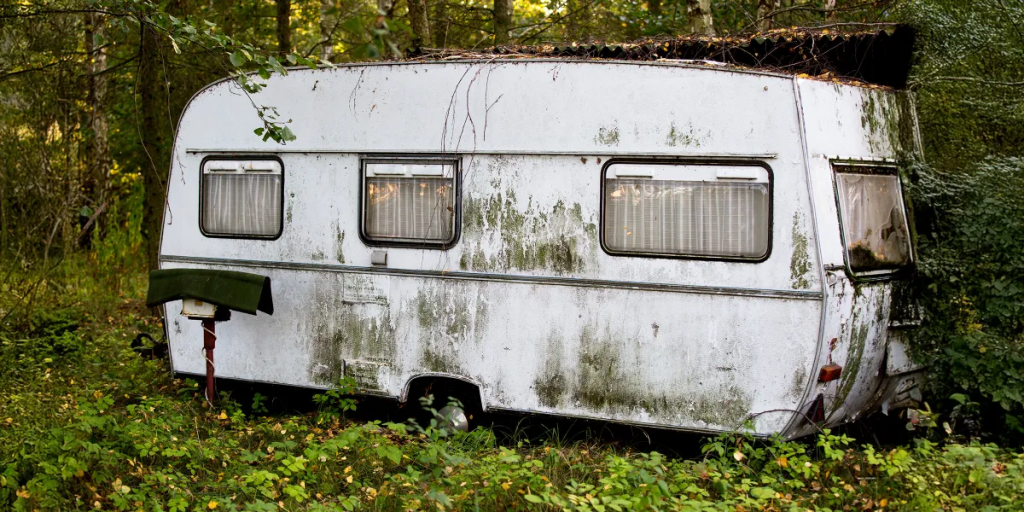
[80,0,329,143]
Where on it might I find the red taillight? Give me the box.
[818,364,843,383]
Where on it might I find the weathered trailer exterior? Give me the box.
[159,60,924,437]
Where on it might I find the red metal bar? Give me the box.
[202,319,216,405]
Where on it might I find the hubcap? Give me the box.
[437,405,470,432]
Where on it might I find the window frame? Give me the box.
[598,158,774,263]
[358,156,461,249]
[830,162,915,280]
[198,155,285,240]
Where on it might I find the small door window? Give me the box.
[361,159,457,245]
[833,164,912,273]
[602,162,772,260]
[200,158,283,239]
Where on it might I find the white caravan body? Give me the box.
[159,60,923,438]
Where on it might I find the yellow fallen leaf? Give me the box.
[219,411,227,420]
[346,475,354,483]
[208,500,218,509]
[880,498,888,507]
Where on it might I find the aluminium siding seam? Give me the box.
[778,78,831,437]
[184,149,780,159]
[160,255,824,301]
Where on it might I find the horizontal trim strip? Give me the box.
[185,148,779,159]
[160,255,823,300]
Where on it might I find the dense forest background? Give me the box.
[1,0,1023,437]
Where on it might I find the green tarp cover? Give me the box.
[146,269,274,315]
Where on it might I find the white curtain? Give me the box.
[365,177,453,241]
[202,174,282,237]
[604,179,769,258]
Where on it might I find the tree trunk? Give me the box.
[213,0,236,36]
[376,0,401,57]
[493,0,512,45]
[565,0,579,40]
[649,0,661,17]
[432,0,450,47]
[320,0,337,61]
[139,24,166,272]
[408,0,431,48]
[84,12,110,247]
[686,0,713,36]
[826,0,837,21]
[276,0,291,54]
[565,0,591,41]
[756,0,773,32]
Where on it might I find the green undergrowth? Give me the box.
[1,268,1023,511]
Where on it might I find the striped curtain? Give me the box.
[365,177,453,242]
[604,179,769,258]
[202,174,282,237]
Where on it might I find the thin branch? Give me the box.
[0,8,116,19]
[0,59,75,81]
[910,76,1024,87]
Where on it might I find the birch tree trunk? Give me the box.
[408,0,431,47]
[276,0,291,54]
[87,13,109,242]
[493,0,512,45]
[320,0,337,61]
[686,0,714,36]
[826,0,837,21]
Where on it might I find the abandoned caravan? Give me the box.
[157,46,925,439]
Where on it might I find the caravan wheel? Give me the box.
[405,376,483,432]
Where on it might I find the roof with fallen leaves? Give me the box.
[408,24,915,89]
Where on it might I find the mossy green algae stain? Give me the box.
[413,284,485,376]
[307,276,396,387]
[790,212,812,290]
[536,323,753,429]
[789,363,809,402]
[335,229,345,264]
[595,125,620,146]
[459,193,597,275]
[308,304,396,386]
[859,90,909,157]
[665,122,704,148]
[831,321,867,415]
